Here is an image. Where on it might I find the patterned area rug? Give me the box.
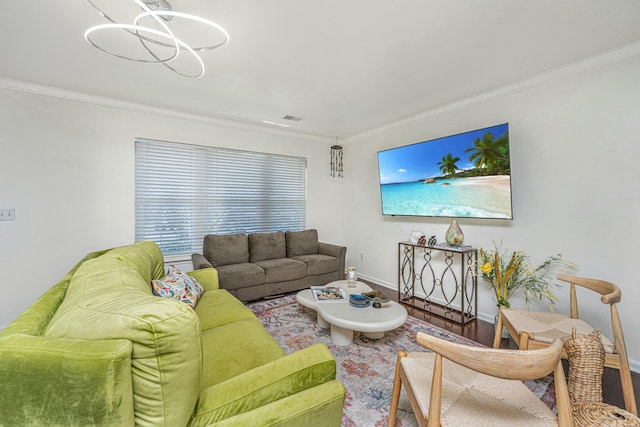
[247,294,556,427]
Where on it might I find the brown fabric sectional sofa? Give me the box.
[192,229,346,301]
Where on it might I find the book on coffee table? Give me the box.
[311,286,347,302]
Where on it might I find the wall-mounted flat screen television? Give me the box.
[377,123,512,219]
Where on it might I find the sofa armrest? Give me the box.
[189,344,342,426]
[319,242,346,279]
[188,268,220,291]
[0,334,134,426]
[198,381,345,427]
[192,253,214,270]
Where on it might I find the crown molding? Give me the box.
[0,77,331,144]
[347,39,640,142]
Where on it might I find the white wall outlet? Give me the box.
[0,209,15,221]
[360,252,364,260]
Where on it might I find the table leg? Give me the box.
[317,313,329,329]
[331,324,354,346]
[363,332,385,339]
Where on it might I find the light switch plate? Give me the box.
[0,209,15,221]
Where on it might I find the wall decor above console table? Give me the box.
[398,242,478,325]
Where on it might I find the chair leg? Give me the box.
[389,351,407,426]
[619,362,637,416]
[553,360,572,427]
[427,354,443,427]
[519,331,531,350]
[492,310,504,349]
[611,305,638,415]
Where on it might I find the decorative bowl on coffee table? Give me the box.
[349,294,371,308]
[361,290,391,308]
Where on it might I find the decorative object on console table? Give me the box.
[445,219,464,246]
[398,241,478,325]
[409,231,425,244]
[437,242,473,251]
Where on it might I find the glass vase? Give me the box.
[445,219,464,246]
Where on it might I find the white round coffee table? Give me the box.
[296,280,408,346]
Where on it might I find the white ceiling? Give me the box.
[2,0,640,139]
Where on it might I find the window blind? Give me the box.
[135,138,307,256]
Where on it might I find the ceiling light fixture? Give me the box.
[84,0,230,78]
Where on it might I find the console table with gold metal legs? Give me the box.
[398,242,478,325]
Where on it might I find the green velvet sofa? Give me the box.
[0,241,345,426]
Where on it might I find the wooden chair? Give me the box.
[389,332,572,427]
[493,274,637,416]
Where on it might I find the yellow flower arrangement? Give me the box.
[477,241,574,309]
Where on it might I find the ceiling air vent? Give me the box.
[282,115,303,121]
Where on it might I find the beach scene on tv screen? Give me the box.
[378,123,512,219]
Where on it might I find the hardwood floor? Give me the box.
[365,281,640,412]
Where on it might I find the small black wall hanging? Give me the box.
[330,144,343,178]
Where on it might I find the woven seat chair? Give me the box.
[388,332,572,427]
[493,274,637,416]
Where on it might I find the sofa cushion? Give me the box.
[249,231,286,262]
[203,233,249,267]
[292,254,340,276]
[200,317,286,389]
[45,256,202,427]
[216,263,265,290]
[151,265,204,308]
[194,289,256,330]
[254,258,306,283]
[286,229,319,257]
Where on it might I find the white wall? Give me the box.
[340,55,640,370]
[0,88,343,328]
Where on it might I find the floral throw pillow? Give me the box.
[151,265,204,308]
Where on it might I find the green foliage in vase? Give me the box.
[477,240,574,310]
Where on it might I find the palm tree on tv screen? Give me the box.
[437,153,460,178]
[464,131,510,175]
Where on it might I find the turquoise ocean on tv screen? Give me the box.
[380,179,512,219]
